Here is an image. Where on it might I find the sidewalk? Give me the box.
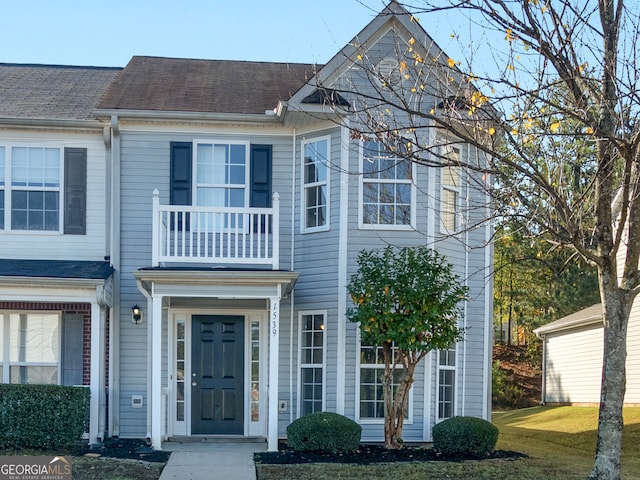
[159,440,266,480]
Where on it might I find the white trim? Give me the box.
[336,123,349,414]
[150,294,163,449]
[0,311,62,385]
[300,135,331,233]
[89,301,104,444]
[355,330,413,425]
[435,346,456,423]
[192,139,251,210]
[422,350,433,441]
[0,144,64,234]
[357,139,417,230]
[268,294,281,451]
[439,144,461,235]
[297,310,327,417]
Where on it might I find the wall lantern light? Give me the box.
[131,304,143,324]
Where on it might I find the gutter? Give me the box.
[0,116,105,129]
[533,312,603,337]
[93,108,284,124]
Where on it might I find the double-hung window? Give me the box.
[361,140,414,228]
[441,146,460,232]
[358,340,410,421]
[10,146,61,231]
[299,312,325,416]
[437,346,456,421]
[195,141,248,208]
[302,136,329,231]
[0,312,60,384]
[0,146,87,234]
[195,141,249,229]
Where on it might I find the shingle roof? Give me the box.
[0,64,121,120]
[534,303,603,336]
[0,259,113,280]
[97,56,318,115]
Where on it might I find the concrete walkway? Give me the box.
[159,440,266,480]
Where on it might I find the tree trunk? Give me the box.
[589,270,631,480]
[382,344,417,450]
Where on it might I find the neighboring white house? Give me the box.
[535,302,640,406]
[0,64,120,444]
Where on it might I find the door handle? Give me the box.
[192,382,197,386]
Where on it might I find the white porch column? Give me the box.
[89,301,105,444]
[268,295,280,451]
[150,294,163,449]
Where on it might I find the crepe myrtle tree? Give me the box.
[315,1,640,476]
[347,245,467,450]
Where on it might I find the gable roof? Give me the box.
[534,303,603,336]
[288,1,444,107]
[0,63,121,121]
[96,56,318,115]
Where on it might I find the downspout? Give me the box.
[460,144,470,416]
[482,147,493,420]
[540,334,547,405]
[336,121,350,415]
[109,115,121,438]
[289,128,297,425]
[424,126,436,440]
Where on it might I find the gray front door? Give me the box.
[191,315,244,434]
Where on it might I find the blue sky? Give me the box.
[0,0,469,68]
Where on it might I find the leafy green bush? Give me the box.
[287,412,362,453]
[432,416,498,458]
[0,384,90,449]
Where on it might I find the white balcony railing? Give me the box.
[151,190,279,269]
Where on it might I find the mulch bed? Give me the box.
[77,438,170,463]
[255,444,527,465]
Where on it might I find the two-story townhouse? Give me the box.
[94,1,493,451]
[0,63,120,444]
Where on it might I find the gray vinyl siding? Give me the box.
[117,130,296,437]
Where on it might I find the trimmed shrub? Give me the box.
[0,384,90,449]
[287,412,362,453]
[432,416,498,458]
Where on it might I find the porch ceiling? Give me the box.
[133,268,298,299]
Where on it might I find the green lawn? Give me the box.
[256,407,640,480]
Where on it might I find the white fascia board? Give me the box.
[93,108,282,125]
[534,314,603,337]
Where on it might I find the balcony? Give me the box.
[151,190,280,269]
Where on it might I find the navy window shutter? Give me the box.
[63,148,87,235]
[170,142,192,230]
[170,142,192,205]
[250,144,272,207]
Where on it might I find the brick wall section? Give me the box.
[0,301,108,386]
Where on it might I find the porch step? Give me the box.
[166,436,266,444]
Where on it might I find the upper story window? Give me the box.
[302,136,329,232]
[0,146,86,234]
[441,146,460,233]
[361,140,415,229]
[195,141,249,208]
